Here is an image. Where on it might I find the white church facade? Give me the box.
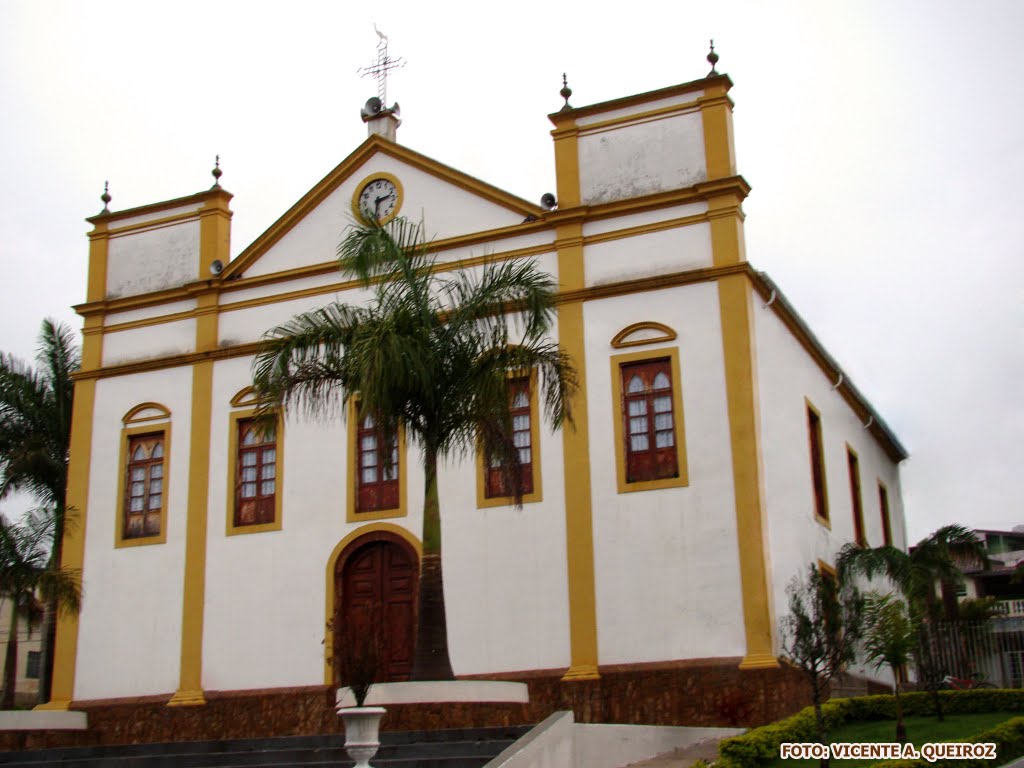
[42,68,907,727]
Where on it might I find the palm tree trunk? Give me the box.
[892,672,906,743]
[411,445,454,681]
[37,534,62,705]
[2,598,19,710]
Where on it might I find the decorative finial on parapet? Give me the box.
[707,39,719,75]
[100,181,111,213]
[211,155,222,188]
[559,73,573,111]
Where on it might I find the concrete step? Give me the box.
[0,726,531,768]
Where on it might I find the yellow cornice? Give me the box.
[548,74,732,125]
[748,272,908,463]
[74,179,753,320]
[221,136,543,281]
[87,187,233,227]
[574,99,702,136]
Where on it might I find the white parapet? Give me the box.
[0,710,88,731]
[336,680,529,709]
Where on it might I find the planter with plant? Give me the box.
[334,608,386,768]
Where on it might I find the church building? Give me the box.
[41,55,907,733]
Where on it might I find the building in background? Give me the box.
[0,597,41,707]
[41,62,907,733]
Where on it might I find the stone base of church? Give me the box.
[3,658,815,750]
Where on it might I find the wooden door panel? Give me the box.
[337,538,418,683]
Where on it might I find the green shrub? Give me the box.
[874,716,1024,768]
[715,690,1024,768]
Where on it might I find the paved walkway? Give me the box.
[623,734,727,767]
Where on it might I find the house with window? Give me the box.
[0,597,42,708]
[41,65,907,734]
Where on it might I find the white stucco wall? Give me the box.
[442,329,572,676]
[242,156,528,279]
[584,221,712,286]
[578,110,707,206]
[106,219,200,298]
[752,295,906,660]
[583,283,746,664]
[201,356,373,691]
[105,299,197,328]
[199,341,573,690]
[74,369,194,700]
[102,319,196,367]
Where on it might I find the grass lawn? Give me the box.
[763,712,1015,768]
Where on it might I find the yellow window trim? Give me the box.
[115,422,170,548]
[229,386,261,408]
[346,399,408,523]
[225,408,284,536]
[122,401,172,424]
[609,346,689,494]
[610,321,678,350]
[805,398,831,530]
[475,370,544,509]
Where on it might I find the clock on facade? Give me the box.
[353,173,403,224]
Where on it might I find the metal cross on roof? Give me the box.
[358,24,405,106]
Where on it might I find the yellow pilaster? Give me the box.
[37,315,104,710]
[550,110,599,681]
[169,193,229,706]
[702,82,777,669]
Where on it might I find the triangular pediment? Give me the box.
[223,136,544,280]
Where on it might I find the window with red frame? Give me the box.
[621,359,678,483]
[848,448,866,545]
[124,433,165,539]
[235,418,277,526]
[357,413,399,512]
[807,406,829,522]
[879,483,892,546]
[485,377,534,498]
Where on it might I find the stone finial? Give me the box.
[559,73,573,111]
[707,39,719,76]
[211,155,223,188]
[100,181,111,213]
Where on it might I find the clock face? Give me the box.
[358,177,400,222]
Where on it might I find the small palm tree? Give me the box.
[863,592,916,742]
[0,319,79,703]
[253,216,577,680]
[0,509,81,709]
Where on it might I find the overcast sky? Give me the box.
[1,1,1020,544]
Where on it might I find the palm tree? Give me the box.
[862,592,916,742]
[253,216,577,680]
[0,320,79,703]
[836,524,987,621]
[838,524,988,720]
[0,509,81,709]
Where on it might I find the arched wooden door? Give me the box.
[334,533,418,684]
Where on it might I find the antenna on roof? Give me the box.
[358,25,405,107]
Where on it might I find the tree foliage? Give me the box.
[0,509,80,708]
[863,591,916,741]
[0,319,79,704]
[838,524,988,721]
[252,216,577,679]
[782,564,864,766]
